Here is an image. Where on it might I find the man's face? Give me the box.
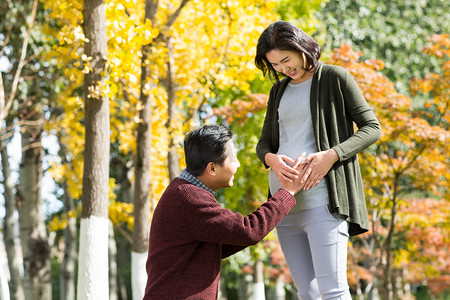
[213,140,240,190]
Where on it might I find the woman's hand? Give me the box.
[265,152,304,183]
[293,149,339,190]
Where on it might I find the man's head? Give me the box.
[184,125,240,191]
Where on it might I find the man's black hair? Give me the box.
[184,125,232,176]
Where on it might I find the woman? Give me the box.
[255,21,381,299]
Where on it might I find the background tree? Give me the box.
[0,127,23,300]
[404,35,450,298]
[131,0,158,296]
[56,133,78,300]
[396,198,449,299]
[1,0,56,298]
[77,0,110,299]
[315,0,450,94]
[17,108,51,300]
[0,9,25,294]
[410,34,450,129]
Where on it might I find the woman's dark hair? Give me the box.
[184,125,232,176]
[255,20,321,82]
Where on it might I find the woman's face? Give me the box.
[266,49,311,84]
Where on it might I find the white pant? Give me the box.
[276,205,351,300]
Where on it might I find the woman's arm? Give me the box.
[299,68,381,190]
[331,70,381,161]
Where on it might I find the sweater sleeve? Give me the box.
[221,244,247,259]
[183,188,295,247]
[331,69,382,161]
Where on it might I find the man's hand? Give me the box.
[265,153,301,183]
[279,153,309,195]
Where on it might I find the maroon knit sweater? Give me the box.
[143,178,296,299]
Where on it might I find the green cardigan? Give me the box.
[256,62,381,236]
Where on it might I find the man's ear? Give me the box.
[206,162,216,175]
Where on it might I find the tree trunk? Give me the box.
[217,276,227,300]
[59,181,77,300]
[238,272,253,300]
[253,259,265,300]
[131,1,190,298]
[109,221,118,300]
[0,257,10,300]
[166,36,180,181]
[380,194,398,300]
[17,111,51,300]
[77,0,110,299]
[270,275,286,300]
[110,157,133,298]
[131,53,152,298]
[1,139,24,300]
[131,1,156,299]
[57,135,77,300]
[286,284,300,300]
[117,238,130,300]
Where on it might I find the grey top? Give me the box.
[268,78,329,212]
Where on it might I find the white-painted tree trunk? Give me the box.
[77,216,109,299]
[1,139,24,300]
[268,275,286,300]
[275,275,286,300]
[0,240,11,300]
[131,252,148,300]
[218,276,227,300]
[79,0,109,298]
[109,221,118,300]
[253,260,265,300]
[253,282,265,300]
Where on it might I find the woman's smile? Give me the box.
[266,49,312,84]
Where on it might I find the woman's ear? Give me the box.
[302,52,308,69]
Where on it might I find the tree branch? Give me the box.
[165,0,190,29]
[0,73,5,117]
[145,0,159,23]
[111,222,132,244]
[0,0,38,122]
[0,23,13,57]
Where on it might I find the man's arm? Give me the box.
[222,244,247,259]
[183,188,296,247]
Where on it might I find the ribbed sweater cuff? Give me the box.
[274,188,296,208]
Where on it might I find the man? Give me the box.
[144,125,307,299]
